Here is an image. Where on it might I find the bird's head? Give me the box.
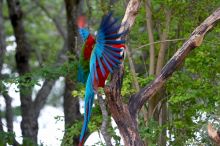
[77,15,87,28]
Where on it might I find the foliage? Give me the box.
[0,131,16,146]
[139,118,162,146]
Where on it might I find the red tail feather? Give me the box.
[78,137,84,146]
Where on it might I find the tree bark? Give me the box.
[105,68,144,146]
[208,123,220,145]
[105,0,144,146]
[6,0,38,144]
[63,0,81,145]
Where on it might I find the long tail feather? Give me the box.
[79,74,95,145]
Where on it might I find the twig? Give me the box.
[137,38,187,50]
[136,38,220,51]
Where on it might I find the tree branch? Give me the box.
[98,94,112,146]
[33,37,68,117]
[136,38,186,50]
[208,123,220,145]
[105,3,220,145]
[104,1,143,145]
[33,80,56,117]
[146,0,155,75]
[2,93,13,133]
[129,7,220,120]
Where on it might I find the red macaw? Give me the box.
[77,12,127,146]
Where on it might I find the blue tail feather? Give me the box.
[79,75,95,143]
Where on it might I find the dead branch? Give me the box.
[129,7,220,120]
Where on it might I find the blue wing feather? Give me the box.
[105,40,125,44]
[105,30,128,39]
[105,45,123,52]
[89,12,127,82]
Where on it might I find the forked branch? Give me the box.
[104,3,220,146]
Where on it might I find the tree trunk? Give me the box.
[0,0,5,72]
[3,94,13,133]
[6,0,38,144]
[63,0,81,145]
[146,0,155,76]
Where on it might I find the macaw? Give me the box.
[77,12,127,146]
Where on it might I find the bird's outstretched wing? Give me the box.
[89,12,127,85]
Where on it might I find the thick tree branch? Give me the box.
[104,1,143,145]
[33,35,68,119]
[129,7,220,120]
[208,123,220,145]
[33,80,56,117]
